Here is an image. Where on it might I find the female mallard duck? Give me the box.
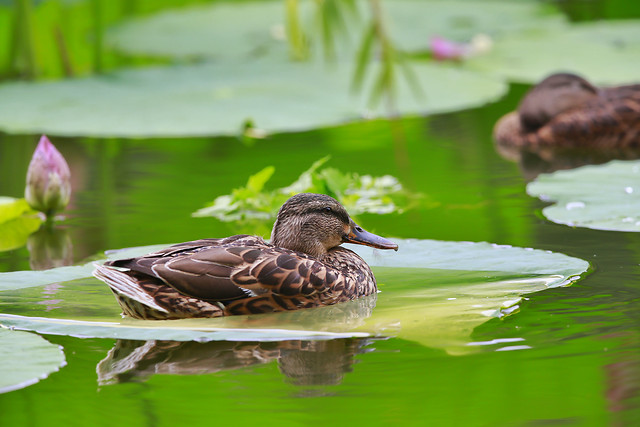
[494,73,640,149]
[93,193,398,320]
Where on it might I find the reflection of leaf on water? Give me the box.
[0,329,66,394]
[0,239,589,354]
[527,160,640,232]
[193,157,416,234]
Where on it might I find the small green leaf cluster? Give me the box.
[193,157,412,228]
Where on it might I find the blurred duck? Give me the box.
[93,193,398,319]
[494,73,640,149]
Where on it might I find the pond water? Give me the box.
[1,77,640,425]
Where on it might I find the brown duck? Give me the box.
[93,193,398,320]
[494,72,640,149]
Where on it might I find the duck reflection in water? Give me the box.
[493,72,640,179]
[97,337,373,387]
[98,292,379,387]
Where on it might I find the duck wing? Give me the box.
[106,236,339,303]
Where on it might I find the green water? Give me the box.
[1,81,640,425]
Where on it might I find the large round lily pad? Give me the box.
[0,239,589,354]
[0,329,66,394]
[466,20,640,84]
[0,62,505,137]
[527,160,640,232]
[106,0,566,60]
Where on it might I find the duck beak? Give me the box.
[344,223,398,251]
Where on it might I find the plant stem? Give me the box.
[11,0,38,79]
[92,0,104,73]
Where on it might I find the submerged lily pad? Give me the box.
[0,239,588,353]
[467,20,640,84]
[0,61,505,137]
[106,0,566,60]
[527,160,640,232]
[0,329,66,394]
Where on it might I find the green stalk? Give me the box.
[92,0,104,73]
[11,0,38,79]
[285,0,308,61]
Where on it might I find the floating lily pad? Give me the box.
[0,239,588,353]
[466,20,640,84]
[0,61,505,137]
[106,0,566,60]
[0,197,42,251]
[0,243,167,292]
[0,329,66,394]
[527,160,640,232]
[0,197,37,224]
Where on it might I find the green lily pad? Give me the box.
[0,197,33,224]
[527,160,640,232]
[106,0,565,60]
[0,329,66,394]
[0,197,42,252]
[0,61,505,137]
[0,239,588,353]
[0,244,167,292]
[466,20,640,84]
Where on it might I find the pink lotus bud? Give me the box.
[25,135,71,217]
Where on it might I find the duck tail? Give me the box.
[93,263,170,318]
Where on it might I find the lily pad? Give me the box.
[0,244,167,292]
[466,20,640,84]
[106,0,566,60]
[0,61,505,137]
[0,197,32,224]
[527,160,640,232]
[0,197,42,251]
[0,239,589,353]
[0,329,66,394]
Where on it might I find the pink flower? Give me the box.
[429,36,469,61]
[25,135,71,216]
[429,34,492,61]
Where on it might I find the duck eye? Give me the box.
[324,207,332,213]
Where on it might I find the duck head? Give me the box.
[518,72,599,132]
[271,193,398,257]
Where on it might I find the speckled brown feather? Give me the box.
[93,194,395,320]
[494,74,640,149]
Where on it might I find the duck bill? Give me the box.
[344,224,398,251]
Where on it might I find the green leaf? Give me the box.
[0,197,33,224]
[466,20,640,84]
[0,329,66,394]
[527,160,640,232]
[246,166,275,194]
[0,239,589,354]
[0,61,506,138]
[193,157,412,227]
[0,215,42,252]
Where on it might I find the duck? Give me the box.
[493,72,640,149]
[92,193,398,320]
